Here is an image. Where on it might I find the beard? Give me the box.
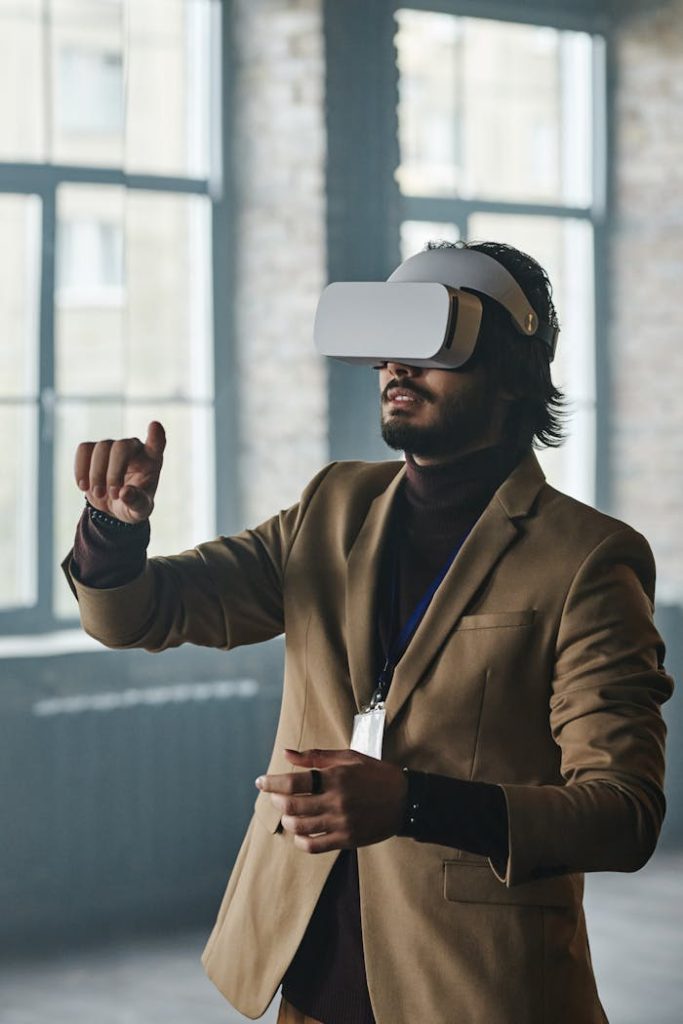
[380,380,496,458]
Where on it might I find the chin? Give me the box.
[381,421,445,457]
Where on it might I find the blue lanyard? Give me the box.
[370,529,470,708]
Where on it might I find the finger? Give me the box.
[144,420,166,459]
[284,748,363,769]
[294,832,347,854]
[268,794,326,816]
[89,440,114,499]
[106,438,143,498]
[74,442,95,491]
[281,813,330,837]
[255,771,319,796]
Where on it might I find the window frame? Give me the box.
[0,0,238,637]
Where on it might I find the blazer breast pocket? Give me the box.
[455,610,536,631]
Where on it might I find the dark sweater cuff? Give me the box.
[398,770,509,869]
[72,505,150,589]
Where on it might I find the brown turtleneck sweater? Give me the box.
[71,441,525,1024]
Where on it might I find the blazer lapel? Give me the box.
[384,451,547,726]
[345,462,406,712]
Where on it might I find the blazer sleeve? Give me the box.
[61,463,336,653]
[492,526,674,887]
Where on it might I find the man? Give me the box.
[63,241,673,1024]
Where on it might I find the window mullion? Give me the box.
[211,0,239,536]
[37,183,57,630]
[402,194,593,223]
[592,31,613,513]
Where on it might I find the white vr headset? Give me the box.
[314,248,559,369]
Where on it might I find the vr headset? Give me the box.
[314,248,559,370]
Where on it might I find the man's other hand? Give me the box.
[255,747,409,853]
[73,420,166,524]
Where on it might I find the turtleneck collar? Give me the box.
[403,442,527,515]
[380,440,530,640]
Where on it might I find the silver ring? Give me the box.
[310,769,323,795]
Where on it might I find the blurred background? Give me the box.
[1,0,681,1021]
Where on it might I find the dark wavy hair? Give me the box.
[426,239,568,450]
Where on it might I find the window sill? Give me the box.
[0,629,104,659]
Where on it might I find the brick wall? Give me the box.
[233,0,328,526]
[613,0,683,601]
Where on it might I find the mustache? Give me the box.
[382,379,434,403]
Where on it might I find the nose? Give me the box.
[385,361,420,378]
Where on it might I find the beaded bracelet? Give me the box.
[85,498,144,530]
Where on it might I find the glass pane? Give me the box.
[126,0,213,177]
[56,187,213,401]
[0,403,38,609]
[395,11,593,206]
[395,12,463,198]
[0,0,46,162]
[0,0,213,172]
[400,220,459,262]
[53,400,215,618]
[55,184,126,393]
[532,403,596,506]
[125,192,213,399]
[467,213,595,501]
[51,0,125,167]
[0,195,42,398]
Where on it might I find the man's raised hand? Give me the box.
[74,420,166,525]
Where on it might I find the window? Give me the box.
[58,49,125,136]
[57,217,125,301]
[0,195,41,612]
[394,8,603,504]
[0,0,224,634]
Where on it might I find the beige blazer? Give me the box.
[63,453,673,1024]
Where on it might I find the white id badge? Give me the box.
[350,704,386,760]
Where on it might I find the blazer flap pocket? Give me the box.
[253,789,283,834]
[443,862,575,908]
[456,610,535,631]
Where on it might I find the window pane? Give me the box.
[395,12,463,199]
[0,404,38,609]
[55,184,126,393]
[53,400,215,618]
[125,192,213,399]
[0,0,46,162]
[56,183,126,303]
[400,220,459,261]
[0,0,213,172]
[468,213,595,501]
[125,0,213,177]
[395,11,593,206]
[0,195,42,398]
[58,220,124,293]
[51,0,125,167]
[55,187,213,401]
[58,47,124,135]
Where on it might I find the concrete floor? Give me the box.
[2,851,682,1024]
